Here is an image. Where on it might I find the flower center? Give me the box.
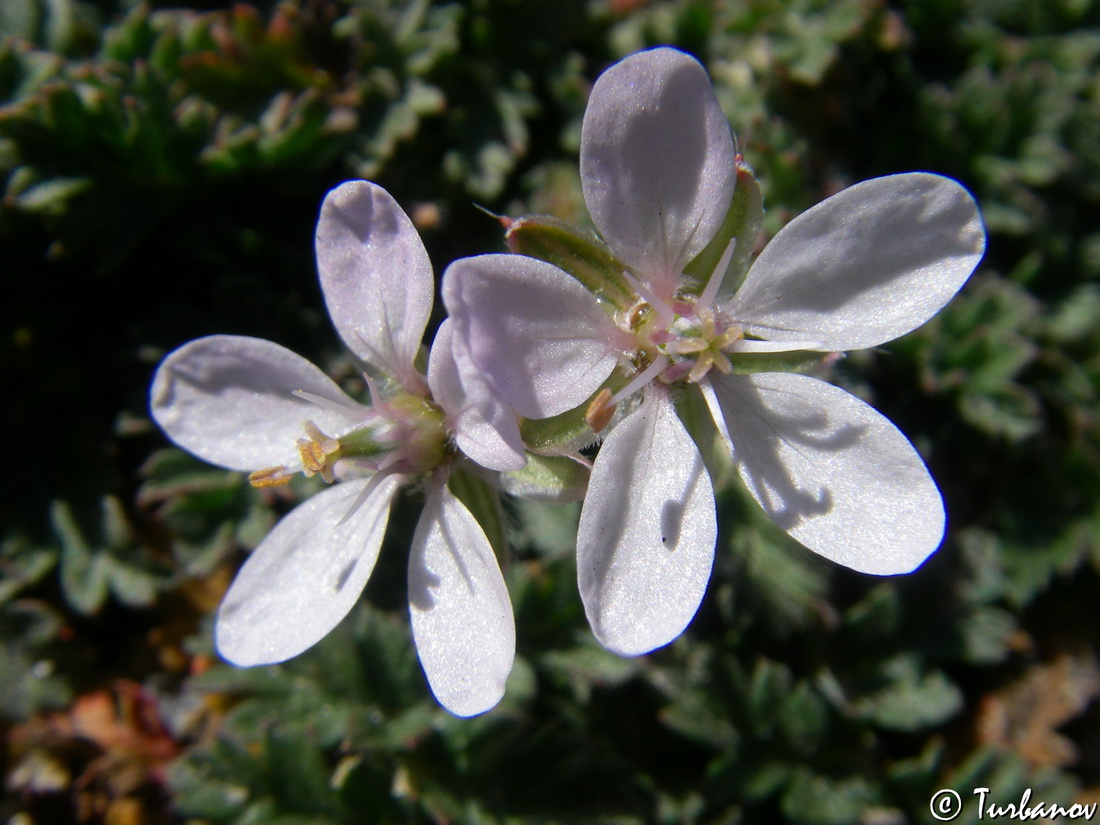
[584,239,748,434]
[620,292,744,388]
[659,302,744,384]
[248,391,449,488]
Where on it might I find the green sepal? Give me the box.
[337,427,389,458]
[518,404,593,455]
[729,349,827,375]
[500,453,590,504]
[683,159,764,297]
[517,367,631,454]
[505,214,635,311]
[446,467,508,564]
[674,384,735,491]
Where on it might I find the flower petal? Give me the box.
[215,473,400,665]
[315,181,434,391]
[408,484,515,717]
[442,253,621,418]
[728,173,986,351]
[150,335,368,472]
[577,390,716,656]
[427,320,526,472]
[707,372,945,575]
[581,47,736,295]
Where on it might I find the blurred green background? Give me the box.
[3,0,1100,823]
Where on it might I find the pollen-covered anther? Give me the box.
[296,420,342,483]
[585,388,616,433]
[248,466,293,488]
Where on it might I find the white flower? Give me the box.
[444,47,986,656]
[150,181,523,716]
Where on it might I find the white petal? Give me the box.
[408,485,515,717]
[728,173,986,351]
[577,390,716,656]
[150,335,368,472]
[215,474,400,665]
[442,253,620,418]
[581,47,736,295]
[707,372,945,575]
[427,320,526,472]
[315,181,434,390]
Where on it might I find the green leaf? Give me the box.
[0,536,57,604]
[52,500,109,615]
[956,606,1017,665]
[848,655,964,732]
[510,498,580,559]
[540,643,641,703]
[781,770,876,825]
[104,555,159,608]
[10,175,91,214]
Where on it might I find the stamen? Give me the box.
[375,448,406,473]
[249,466,292,488]
[363,373,389,415]
[585,388,615,433]
[698,237,737,309]
[305,421,340,453]
[622,270,675,329]
[699,378,735,458]
[609,354,670,406]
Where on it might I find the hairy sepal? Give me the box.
[505,214,635,312]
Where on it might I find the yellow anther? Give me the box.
[296,421,341,483]
[297,439,328,475]
[249,466,292,488]
[585,388,616,434]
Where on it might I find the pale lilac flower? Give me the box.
[150,181,523,716]
[444,47,986,656]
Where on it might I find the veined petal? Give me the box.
[707,372,945,575]
[150,335,368,472]
[577,390,716,656]
[316,181,434,391]
[728,173,986,351]
[408,484,515,717]
[442,253,621,419]
[215,473,400,665]
[427,320,526,472]
[581,47,736,296]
